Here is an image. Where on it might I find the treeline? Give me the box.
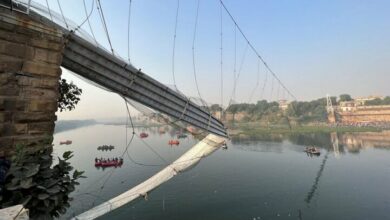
[365,96,390,106]
[211,94,389,124]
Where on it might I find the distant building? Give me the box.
[354,96,383,106]
[339,101,356,112]
[330,95,390,124]
[278,100,289,111]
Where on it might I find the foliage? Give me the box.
[339,94,352,102]
[210,104,222,112]
[58,79,82,112]
[286,98,330,122]
[365,96,390,106]
[1,148,85,219]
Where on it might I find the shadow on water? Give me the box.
[0,144,84,219]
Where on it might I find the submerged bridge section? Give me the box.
[0,0,227,142]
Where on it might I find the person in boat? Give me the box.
[95,158,98,163]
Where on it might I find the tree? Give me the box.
[226,104,240,123]
[58,79,82,112]
[339,94,352,102]
[210,104,222,112]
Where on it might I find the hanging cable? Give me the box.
[248,58,260,103]
[73,0,95,33]
[219,0,296,100]
[192,0,205,104]
[56,0,69,29]
[45,0,53,21]
[171,0,180,90]
[83,0,98,45]
[96,0,115,54]
[260,68,268,100]
[232,25,237,102]
[226,42,249,109]
[127,0,133,63]
[219,1,223,119]
[270,76,274,101]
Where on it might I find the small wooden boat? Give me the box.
[95,159,123,167]
[140,132,149,138]
[168,140,180,145]
[304,146,321,155]
[60,140,72,145]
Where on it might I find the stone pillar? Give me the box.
[0,9,64,156]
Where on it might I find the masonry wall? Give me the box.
[0,9,64,156]
[337,106,390,123]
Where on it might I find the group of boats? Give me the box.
[97,145,115,151]
[95,157,123,167]
[304,146,321,155]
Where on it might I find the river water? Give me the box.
[50,124,390,220]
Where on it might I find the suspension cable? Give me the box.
[73,0,95,33]
[219,0,296,100]
[45,0,53,21]
[56,0,69,29]
[83,0,98,45]
[226,42,249,109]
[96,0,115,54]
[192,0,206,106]
[248,58,260,103]
[219,2,223,119]
[171,0,180,90]
[270,76,274,101]
[260,67,268,100]
[127,0,132,63]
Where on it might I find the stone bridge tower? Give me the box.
[0,8,64,156]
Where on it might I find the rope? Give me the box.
[219,0,296,100]
[45,0,53,21]
[226,42,249,110]
[83,0,98,45]
[127,0,132,62]
[260,67,268,100]
[56,0,68,29]
[219,2,223,119]
[248,58,260,103]
[171,0,180,90]
[191,0,205,104]
[96,0,114,54]
[270,76,274,101]
[73,0,95,33]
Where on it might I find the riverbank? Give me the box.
[228,123,384,138]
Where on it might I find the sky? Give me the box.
[32,0,390,120]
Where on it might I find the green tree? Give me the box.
[339,94,352,102]
[58,79,82,112]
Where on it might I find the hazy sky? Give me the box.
[34,0,390,120]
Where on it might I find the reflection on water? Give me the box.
[2,124,390,220]
[232,130,390,155]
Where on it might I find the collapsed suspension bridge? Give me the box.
[0,0,296,219]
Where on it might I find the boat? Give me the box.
[168,140,180,145]
[140,132,149,138]
[177,133,187,139]
[304,146,321,155]
[60,140,72,145]
[97,145,115,151]
[95,158,123,167]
